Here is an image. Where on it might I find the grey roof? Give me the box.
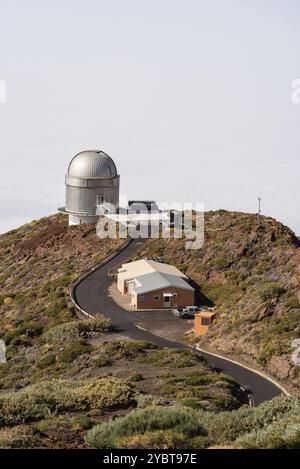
[68,150,117,179]
[133,272,194,295]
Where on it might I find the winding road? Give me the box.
[73,238,284,405]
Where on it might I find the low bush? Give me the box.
[116,430,191,449]
[0,425,42,448]
[257,282,285,302]
[202,395,300,444]
[138,349,202,368]
[36,353,56,369]
[199,283,244,307]
[257,339,291,364]
[284,295,300,309]
[71,416,95,431]
[235,416,300,448]
[3,323,43,345]
[94,357,112,367]
[77,316,111,334]
[135,394,164,408]
[95,340,152,363]
[126,341,158,352]
[58,338,92,363]
[85,405,207,449]
[129,374,144,382]
[43,316,111,345]
[0,377,134,426]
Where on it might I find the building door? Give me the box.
[163,295,171,308]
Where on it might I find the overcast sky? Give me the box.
[0,0,300,234]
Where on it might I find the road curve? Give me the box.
[73,238,283,405]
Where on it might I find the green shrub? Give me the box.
[138,348,202,368]
[199,283,244,307]
[257,282,285,302]
[85,405,207,449]
[135,394,163,408]
[33,415,69,433]
[184,372,217,386]
[190,435,212,449]
[44,298,68,317]
[0,425,42,448]
[77,316,111,334]
[235,419,300,449]
[273,237,289,247]
[10,335,32,347]
[95,340,151,363]
[58,338,91,363]
[36,353,56,369]
[3,323,43,345]
[284,295,300,309]
[213,257,231,270]
[94,357,112,367]
[0,377,134,425]
[71,378,134,411]
[129,374,144,382]
[43,321,79,344]
[126,341,158,352]
[203,395,300,444]
[43,317,111,345]
[116,430,191,449]
[257,339,291,364]
[71,416,95,431]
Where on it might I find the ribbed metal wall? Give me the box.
[61,150,120,224]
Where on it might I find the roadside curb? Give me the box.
[195,345,291,397]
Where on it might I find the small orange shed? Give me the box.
[194,311,216,335]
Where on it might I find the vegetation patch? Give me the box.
[58,338,92,364]
[138,348,204,368]
[0,377,134,426]
[43,316,111,345]
[0,425,42,448]
[257,282,285,302]
[85,406,207,449]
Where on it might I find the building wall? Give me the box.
[65,175,120,215]
[132,286,194,309]
[117,277,135,294]
[117,277,125,294]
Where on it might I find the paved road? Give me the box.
[73,238,283,405]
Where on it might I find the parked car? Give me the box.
[172,306,200,319]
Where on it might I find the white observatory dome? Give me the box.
[59,149,120,225]
[68,150,117,179]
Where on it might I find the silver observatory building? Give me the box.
[58,150,120,225]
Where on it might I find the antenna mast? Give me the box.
[258,196,262,217]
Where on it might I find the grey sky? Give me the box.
[0,0,300,234]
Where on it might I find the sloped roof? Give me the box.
[132,271,194,295]
[118,259,188,282]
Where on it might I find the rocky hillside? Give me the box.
[141,210,300,389]
[0,214,245,448]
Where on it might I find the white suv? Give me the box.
[172,306,199,319]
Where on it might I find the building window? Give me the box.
[201,317,210,326]
[173,292,178,298]
[139,296,144,302]
[153,295,160,301]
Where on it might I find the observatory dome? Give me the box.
[59,149,120,225]
[68,150,117,179]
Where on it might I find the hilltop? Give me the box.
[141,210,300,388]
[0,214,245,448]
[1,211,300,449]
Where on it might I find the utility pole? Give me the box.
[258,196,262,218]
